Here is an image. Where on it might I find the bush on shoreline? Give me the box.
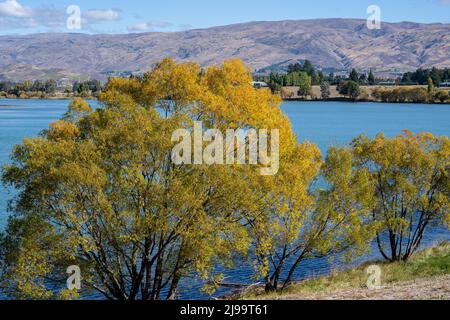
[372,87,450,103]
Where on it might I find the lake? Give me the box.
[0,98,449,299]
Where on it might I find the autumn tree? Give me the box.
[427,77,435,101]
[434,90,449,103]
[240,142,321,292]
[247,144,377,292]
[0,58,320,300]
[23,80,31,91]
[348,132,450,261]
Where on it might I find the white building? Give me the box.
[252,81,269,89]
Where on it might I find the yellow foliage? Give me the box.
[1,58,321,299]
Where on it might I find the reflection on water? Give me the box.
[1,99,449,299]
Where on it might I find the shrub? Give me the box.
[434,90,450,103]
[338,80,360,100]
[372,87,429,103]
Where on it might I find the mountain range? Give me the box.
[0,18,449,81]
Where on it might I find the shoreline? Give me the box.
[282,98,450,104]
[256,275,450,300]
[280,84,450,104]
[1,96,449,105]
[0,96,97,101]
[223,241,450,300]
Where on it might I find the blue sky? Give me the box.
[0,0,449,35]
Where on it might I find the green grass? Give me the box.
[243,241,450,299]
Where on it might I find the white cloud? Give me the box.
[0,4,68,32]
[127,21,173,33]
[0,4,123,34]
[0,0,32,18]
[84,9,121,22]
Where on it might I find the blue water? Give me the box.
[0,99,99,227]
[283,101,450,153]
[0,99,449,300]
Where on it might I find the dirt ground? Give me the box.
[268,275,450,300]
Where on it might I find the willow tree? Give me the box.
[0,58,321,300]
[246,145,376,292]
[350,132,450,261]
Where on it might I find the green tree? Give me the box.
[328,72,335,84]
[359,73,367,84]
[287,63,302,74]
[297,72,312,98]
[302,60,314,75]
[338,81,360,100]
[350,69,359,83]
[268,72,283,93]
[348,81,361,100]
[368,69,376,85]
[400,68,450,85]
[429,67,442,86]
[44,80,57,95]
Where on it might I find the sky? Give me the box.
[0,0,449,35]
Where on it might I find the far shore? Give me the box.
[0,95,97,101]
[2,96,449,105]
[282,97,450,104]
[280,85,450,104]
[1,84,450,105]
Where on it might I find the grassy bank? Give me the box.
[280,85,450,104]
[241,241,450,300]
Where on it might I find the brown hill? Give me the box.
[0,19,449,81]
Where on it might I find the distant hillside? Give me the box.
[0,19,449,81]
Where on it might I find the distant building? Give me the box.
[439,81,450,87]
[252,81,269,89]
[57,78,73,88]
[102,70,134,78]
[333,71,349,78]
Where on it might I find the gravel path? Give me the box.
[273,275,450,300]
